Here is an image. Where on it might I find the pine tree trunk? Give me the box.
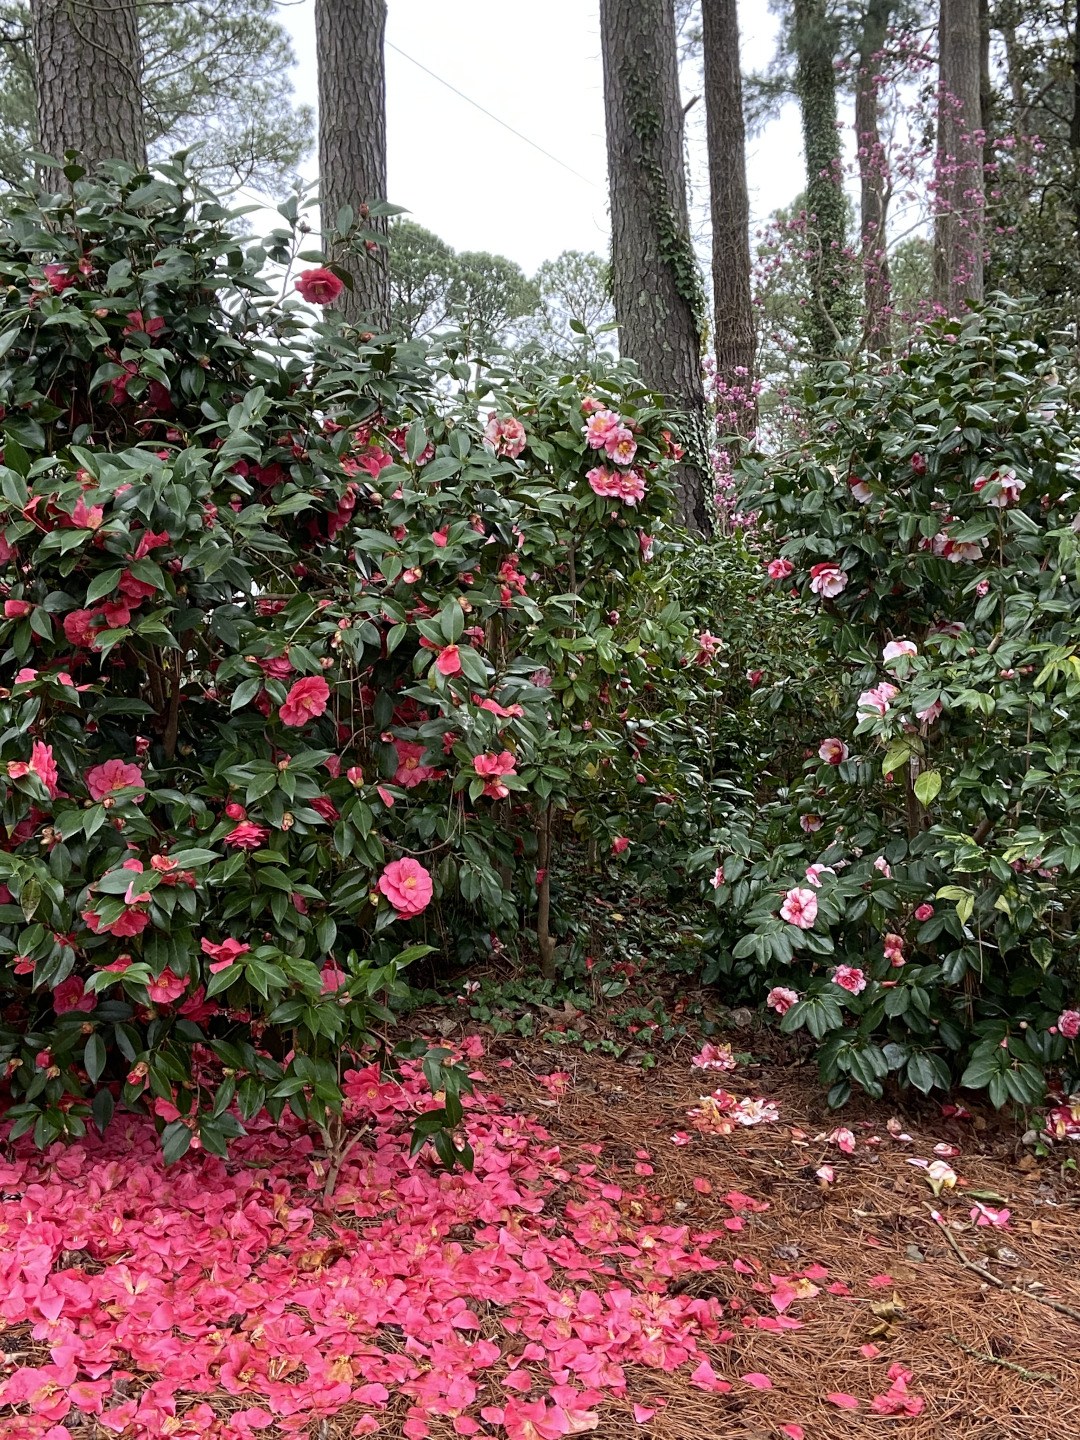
[31,0,145,168]
[315,0,390,329]
[599,0,711,535]
[855,0,892,354]
[701,0,755,434]
[933,0,985,311]
[793,0,855,358]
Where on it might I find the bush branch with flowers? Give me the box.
[0,162,699,1161]
[704,302,1080,1118]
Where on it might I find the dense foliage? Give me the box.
[710,302,1080,1110]
[0,161,694,1160]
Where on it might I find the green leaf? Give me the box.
[913,770,942,806]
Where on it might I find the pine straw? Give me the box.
[470,1029,1080,1440]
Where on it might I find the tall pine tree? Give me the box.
[934,0,985,309]
[600,0,710,533]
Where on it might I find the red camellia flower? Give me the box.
[279,675,331,727]
[4,599,31,618]
[436,644,463,676]
[611,836,630,855]
[224,821,270,849]
[295,267,344,305]
[200,936,251,972]
[377,857,433,917]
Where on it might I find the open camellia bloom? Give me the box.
[857,682,899,716]
[473,750,517,799]
[882,639,917,663]
[817,737,849,765]
[780,887,817,929]
[1058,1009,1080,1039]
[767,557,794,579]
[808,561,848,597]
[86,758,144,802]
[377,857,433,917]
[295,267,344,304]
[767,986,799,1015]
[279,675,331,727]
[832,964,867,995]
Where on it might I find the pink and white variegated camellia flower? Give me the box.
[973,469,1025,507]
[809,561,848,597]
[767,986,799,1015]
[832,964,867,995]
[767,557,794,580]
[818,737,849,765]
[858,682,899,716]
[691,1042,737,1072]
[882,639,917,663]
[805,862,835,887]
[780,887,817,929]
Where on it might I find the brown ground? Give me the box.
[451,1023,1080,1440]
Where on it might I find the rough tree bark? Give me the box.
[701,0,756,433]
[315,0,390,329]
[599,0,710,534]
[31,0,145,168]
[1071,0,1080,264]
[793,0,856,358]
[933,0,985,311]
[855,0,893,354]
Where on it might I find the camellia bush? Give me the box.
[0,160,695,1160]
[706,303,1080,1114]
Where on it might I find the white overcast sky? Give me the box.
[274,0,812,275]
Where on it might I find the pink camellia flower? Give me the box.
[973,469,1025,507]
[474,750,517,799]
[583,409,621,448]
[377,857,433,917]
[395,741,440,789]
[799,814,822,834]
[42,262,77,292]
[484,415,527,458]
[882,639,917,663]
[914,903,934,921]
[8,741,60,798]
[694,631,721,664]
[747,669,764,688]
[767,986,799,1015]
[711,865,725,888]
[639,530,655,561]
[613,468,646,505]
[691,1042,736,1072]
[86,758,144,802]
[200,937,250,972]
[883,933,905,966]
[858,682,899,716]
[611,836,630,855]
[279,675,331,727]
[917,699,943,724]
[849,475,873,503]
[604,425,637,465]
[224,821,270,850]
[586,465,618,499]
[347,765,364,786]
[767,558,794,580]
[874,855,892,878]
[832,964,867,995]
[295,267,344,305]
[63,607,104,649]
[805,863,835,887]
[4,599,31,618]
[809,562,848,597]
[147,966,186,1004]
[780,887,818,929]
[1058,1009,1080,1039]
[818,737,849,765]
[830,1126,857,1153]
[436,643,463,676]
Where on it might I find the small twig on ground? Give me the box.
[935,1215,1080,1324]
[946,1333,1058,1385]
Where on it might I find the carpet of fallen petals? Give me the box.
[1,1035,1079,1440]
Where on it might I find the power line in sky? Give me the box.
[386,41,601,190]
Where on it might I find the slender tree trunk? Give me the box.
[793,0,855,358]
[933,0,985,311]
[599,0,711,534]
[1071,0,1080,272]
[701,0,756,433]
[315,0,390,329]
[855,0,893,354]
[978,0,993,174]
[31,0,145,168]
